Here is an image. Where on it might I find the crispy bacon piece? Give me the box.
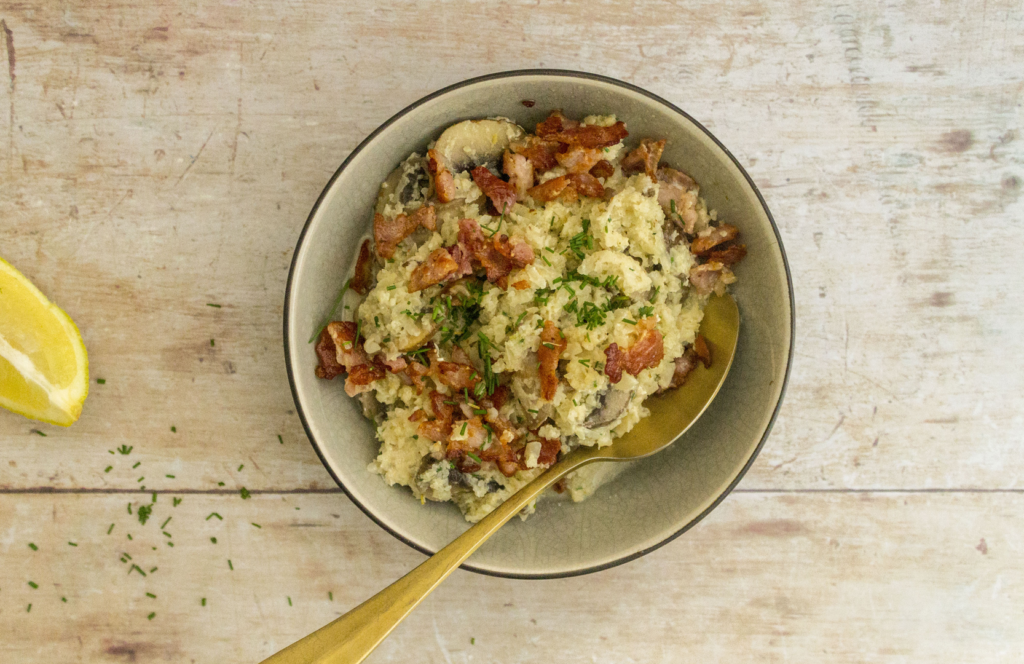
[456,218,535,286]
[373,205,437,260]
[345,362,386,396]
[471,166,517,214]
[538,321,567,401]
[707,243,747,267]
[693,334,711,369]
[691,224,740,256]
[535,110,579,137]
[351,239,375,296]
[503,150,535,197]
[408,409,428,422]
[327,322,369,369]
[548,122,628,149]
[383,356,408,373]
[537,437,561,466]
[437,361,481,390]
[314,328,345,380]
[510,136,562,173]
[445,417,488,459]
[556,146,603,174]
[409,248,461,292]
[603,318,665,384]
[481,384,511,411]
[566,173,605,198]
[621,138,666,178]
[590,159,615,179]
[418,391,455,442]
[657,167,700,233]
[688,261,725,296]
[666,349,699,390]
[528,175,570,202]
[427,149,457,203]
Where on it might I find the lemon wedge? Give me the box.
[0,257,89,426]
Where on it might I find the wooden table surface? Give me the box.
[2,1,1022,661]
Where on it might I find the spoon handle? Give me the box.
[260,452,590,664]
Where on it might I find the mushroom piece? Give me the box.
[376,156,430,215]
[357,392,383,423]
[432,118,526,174]
[583,388,633,428]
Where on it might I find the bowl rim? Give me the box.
[284,68,795,579]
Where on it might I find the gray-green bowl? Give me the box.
[284,70,793,578]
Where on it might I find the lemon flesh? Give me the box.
[0,257,89,426]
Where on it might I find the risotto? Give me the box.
[313,110,746,522]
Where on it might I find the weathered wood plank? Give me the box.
[0,492,1020,662]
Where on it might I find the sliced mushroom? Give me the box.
[376,156,430,215]
[583,388,633,428]
[432,118,526,174]
[357,392,383,423]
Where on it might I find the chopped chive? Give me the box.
[107,523,115,534]
[170,426,176,433]
[149,567,157,573]
[146,592,157,599]
[206,512,222,521]
[202,598,207,606]
[218,482,225,486]
[166,541,174,547]
[471,637,476,645]
[173,497,182,507]
[105,466,113,473]
[28,543,37,551]
[127,504,133,515]
[127,534,133,540]
[147,612,156,620]
[466,452,483,464]
[387,285,397,291]
[28,581,38,589]
[151,492,157,503]
[61,597,67,603]
[117,445,133,455]
[251,523,261,529]
[528,408,539,414]
[32,429,47,437]
[240,487,251,500]
[96,378,106,384]
[26,604,31,612]
[166,474,175,479]
[328,591,333,601]
[132,462,140,469]
[137,476,144,483]
[210,338,215,347]
[460,422,468,436]
[206,303,222,308]
[161,517,172,529]
[129,564,146,577]
[228,560,234,570]
[68,542,77,547]
[162,531,172,538]
[122,553,132,561]
[237,464,244,472]
[287,596,292,606]
[622,318,637,325]
[542,342,556,349]
[211,537,217,543]
[277,435,284,445]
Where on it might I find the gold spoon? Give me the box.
[262,293,740,664]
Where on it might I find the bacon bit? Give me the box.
[521,99,536,108]
[604,343,624,384]
[350,239,375,295]
[538,321,567,401]
[471,166,517,214]
[512,279,530,290]
[537,437,560,466]
[510,136,562,173]
[409,248,461,292]
[314,328,345,380]
[621,138,666,178]
[693,334,711,369]
[666,350,699,390]
[688,262,725,296]
[603,318,664,384]
[344,361,386,397]
[555,146,603,174]
[418,391,455,441]
[405,360,431,392]
[558,185,579,204]
[427,149,457,203]
[408,409,428,422]
[482,384,511,411]
[528,175,569,202]
[456,219,535,286]
[691,224,740,256]
[657,167,700,233]
[535,110,579,137]
[707,243,747,267]
[450,345,473,365]
[445,417,488,459]
[590,159,615,179]
[566,173,605,198]
[548,122,628,149]
[503,150,534,197]
[374,205,437,260]
[437,361,481,390]
[327,322,369,370]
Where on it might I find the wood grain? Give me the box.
[0,0,1022,660]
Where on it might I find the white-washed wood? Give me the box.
[2,1,1022,493]
[1,492,1020,663]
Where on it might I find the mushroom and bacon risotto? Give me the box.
[313,110,746,522]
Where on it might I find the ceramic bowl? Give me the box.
[284,70,793,578]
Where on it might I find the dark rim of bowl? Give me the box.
[284,68,795,580]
